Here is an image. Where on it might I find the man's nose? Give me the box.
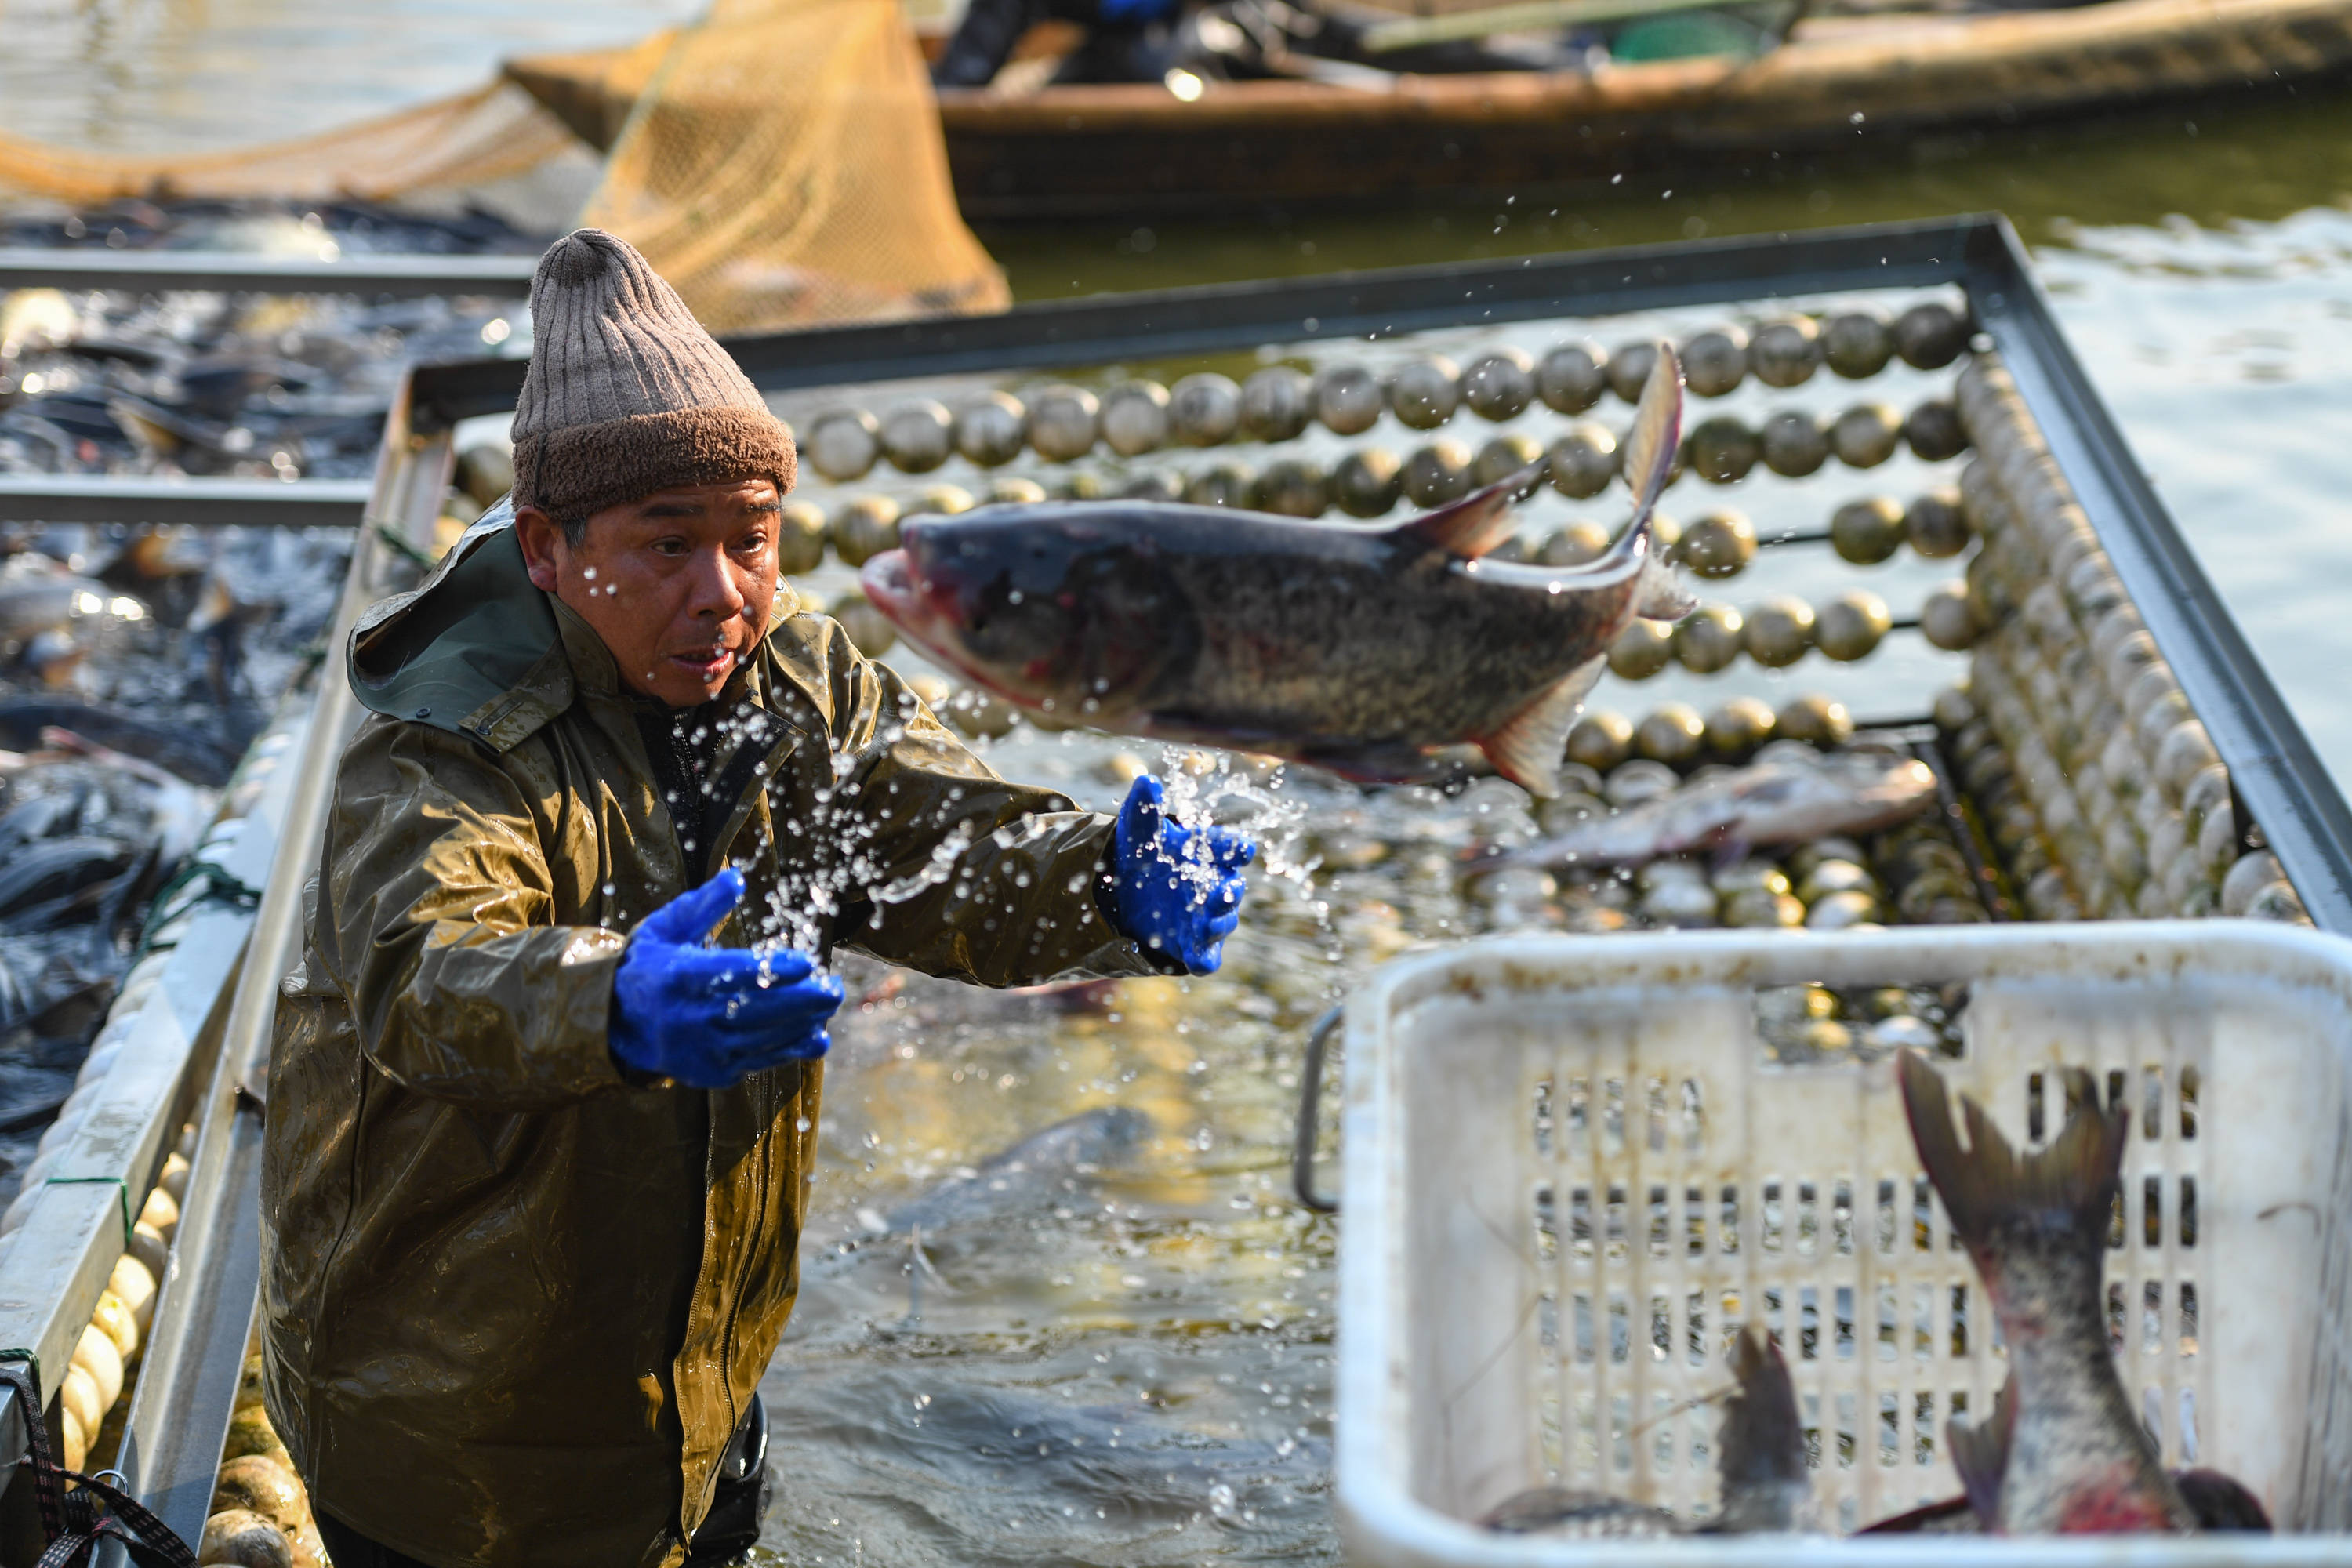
[688,546,748,620]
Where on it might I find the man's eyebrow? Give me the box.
[639,499,706,518]
[742,498,783,515]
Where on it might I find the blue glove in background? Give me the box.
[1105,775,1255,974]
[610,868,844,1090]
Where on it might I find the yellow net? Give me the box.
[0,82,577,206]
[578,0,1011,333]
[0,0,1002,336]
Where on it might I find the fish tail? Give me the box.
[1896,1049,2128,1269]
[1947,1373,2015,1525]
[1618,344,1684,529]
[1719,1326,1805,1486]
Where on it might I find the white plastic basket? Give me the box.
[1333,920,2352,1566]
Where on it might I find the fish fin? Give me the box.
[2172,1470,2273,1532]
[1897,1050,2129,1268]
[1479,654,1605,799]
[1634,542,1697,622]
[1947,1374,2015,1526]
[1395,463,1543,560]
[1620,343,1684,530]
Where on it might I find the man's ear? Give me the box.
[514,505,565,592]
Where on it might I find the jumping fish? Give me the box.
[1483,1326,1807,1535]
[860,350,1694,797]
[1487,750,1937,869]
[1897,1051,2197,1534]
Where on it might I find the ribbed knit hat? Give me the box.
[510,229,797,523]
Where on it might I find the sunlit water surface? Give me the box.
[12,13,2352,1563]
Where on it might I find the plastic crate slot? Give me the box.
[2180,1280,2199,1355]
[2143,1175,2164,1247]
[1649,1290,1671,1361]
[1835,1284,1857,1359]
[1606,1185,1628,1261]
[1602,1078,1626,1158]
[1875,1278,1899,1362]
[2143,1063,2165,1140]
[1569,1186,1594,1261]
[2142,1279,2164,1353]
[1911,1176,1933,1253]
[1647,1076,1670,1154]
[1685,1288,1707,1366]
[1684,1185,1706,1258]
[1875,1179,1898,1255]
[1832,1180,1856,1256]
[1533,1075,1555,1157]
[1533,1181,1559,1262]
[1913,1391,1936,1468]
[1799,1285,1820,1359]
[1648,1186,1671,1260]
[1878,1392,1900,1468]
[2180,1387,2199,1463]
[1911,1281,1936,1361]
[1573,1290,1595,1364]
[2027,1069,2045,1143]
[2180,1174,2198,1247]
[2107,1279,2128,1355]
[1762,1181,1784,1254]
[1719,1185,1740,1255]
[1680,1078,1705,1154]
[1608,1291,1630,1363]
[1949,1283,1969,1356]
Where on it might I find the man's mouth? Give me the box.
[668,644,735,681]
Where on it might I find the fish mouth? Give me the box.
[858,550,1028,705]
[858,548,924,625]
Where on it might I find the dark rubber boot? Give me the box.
[683,1392,773,1567]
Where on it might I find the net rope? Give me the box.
[0,82,576,207]
[580,0,1010,332]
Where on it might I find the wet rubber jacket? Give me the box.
[259,513,1157,1567]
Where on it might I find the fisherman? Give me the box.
[256,229,1254,1568]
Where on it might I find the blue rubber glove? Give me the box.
[609,868,844,1090]
[1105,775,1255,974]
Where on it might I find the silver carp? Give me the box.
[1491,749,1936,869]
[861,350,1693,797]
[1898,1051,2197,1534]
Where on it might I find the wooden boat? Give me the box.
[507,0,2352,218]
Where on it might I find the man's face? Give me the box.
[516,478,782,707]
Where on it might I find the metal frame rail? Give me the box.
[0,212,2336,1557]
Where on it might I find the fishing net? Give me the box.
[0,82,576,206]
[578,0,1011,333]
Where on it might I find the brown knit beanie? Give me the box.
[510,229,797,522]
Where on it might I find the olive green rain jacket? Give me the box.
[258,514,1160,1568]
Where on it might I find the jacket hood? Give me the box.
[349,496,565,746]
